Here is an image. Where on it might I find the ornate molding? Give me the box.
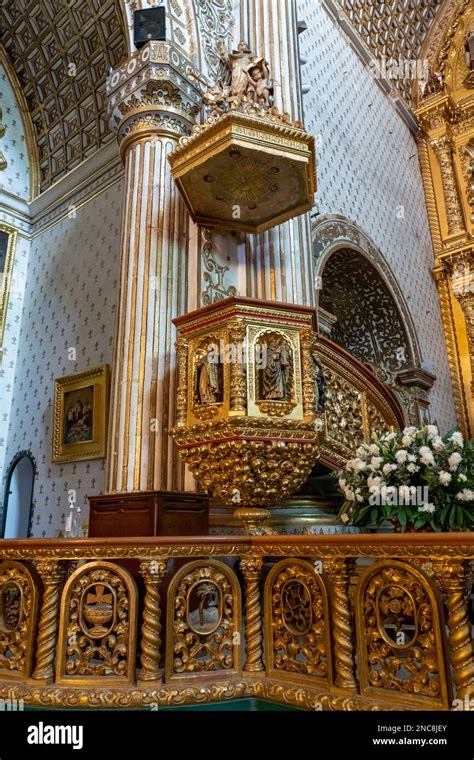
[106,41,202,156]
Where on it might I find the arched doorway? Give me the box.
[1,452,36,539]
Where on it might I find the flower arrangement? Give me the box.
[337,425,473,532]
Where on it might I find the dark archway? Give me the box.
[319,248,415,385]
[1,451,37,539]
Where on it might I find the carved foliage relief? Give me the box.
[166,561,241,679]
[0,561,38,678]
[265,560,330,682]
[356,562,448,706]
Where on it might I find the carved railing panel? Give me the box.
[0,561,38,679]
[0,536,469,709]
[165,560,241,680]
[264,559,331,685]
[56,561,138,685]
[355,560,451,709]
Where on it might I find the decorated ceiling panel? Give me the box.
[336,0,444,103]
[0,0,127,193]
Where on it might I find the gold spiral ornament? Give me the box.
[434,560,474,699]
[325,559,357,690]
[139,560,166,681]
[31,561,63,681]
[240,556,264,672]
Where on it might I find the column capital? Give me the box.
[106,41,202,158]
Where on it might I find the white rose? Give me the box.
[370,456,383,470]
[448,452,462,472]
[382,463,397,476]
[403,426,417,436]
[407,463,420,473]
[426,425,439,438]
[459,473,467,482]
[419,503,436,514]
[432,436,445,452]
[369,444,380,456]
[456,489,473,502]
[448,431,464,448]
[344,488,356,502]
[367,475,382,489]
[408,454,416,463]
[382,432,397,442]
[401,435,414,446]
[395,449,408,464]
[438,471,452,486]
[338,478,346,490]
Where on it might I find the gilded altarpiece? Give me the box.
[415,1,474,436]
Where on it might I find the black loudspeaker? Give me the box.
[134,7,166,50]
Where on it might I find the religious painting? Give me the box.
[0,224,17,350]
[52,365,110,463]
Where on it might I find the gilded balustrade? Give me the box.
[0,535,471,710]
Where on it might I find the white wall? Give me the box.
[296,0,456,430]
[1,179,123,537]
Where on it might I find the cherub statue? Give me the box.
[245,60,273,107]
[203,40,273,113]
[420,67,443,98]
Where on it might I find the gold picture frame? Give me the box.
[0,223,18,352]
[52,364,110,463]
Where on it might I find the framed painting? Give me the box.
[0,223,17,351]
[52,364,110,463]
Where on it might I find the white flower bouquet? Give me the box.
[337,425,473,532]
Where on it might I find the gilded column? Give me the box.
[434,266,470,437]
[139,559,167,683]
[240,0,315,306]
[31,560,64,683]
[432,137,466,236]
[175,337,189,427]
[451,253,474,397]
[455,291,474,396]
[228,319,247,413]
[240,555,265,672]
[433,560,474,700]
[106,42,201,493]
[324,558,357,691]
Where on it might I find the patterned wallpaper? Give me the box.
[297,0,456,431]
[1,179,123,537]
[0,64,30,201]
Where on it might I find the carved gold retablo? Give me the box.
[170,297,323,534]
[167,42,316,233]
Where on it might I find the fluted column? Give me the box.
[106,42,201,493]
[240,0,315,306]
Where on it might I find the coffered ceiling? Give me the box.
[1,0,127,194]
[336,0,445,103]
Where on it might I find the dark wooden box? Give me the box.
[88,491,209,537]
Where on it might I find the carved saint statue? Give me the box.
[261,336,292,401]
[312,353,326,413]
[465,30,474,71]
[203,40,273,113]
[195,347,220,405]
